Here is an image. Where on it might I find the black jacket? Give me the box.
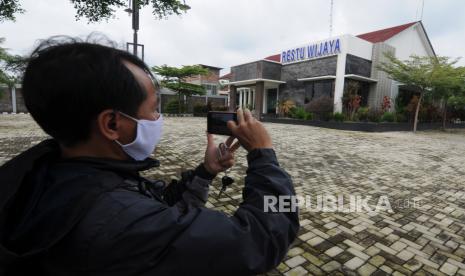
[0,139,299,275]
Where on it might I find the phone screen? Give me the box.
[207,111,237,136]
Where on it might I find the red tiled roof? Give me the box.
[219,72,232,80]
[356,22,418,43]
[264,54,281,62]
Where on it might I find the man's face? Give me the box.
[116,61,159,145]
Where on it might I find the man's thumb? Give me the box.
[227,120,237,132]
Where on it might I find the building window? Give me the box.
[202,84,218,96]
[304,80,335,103]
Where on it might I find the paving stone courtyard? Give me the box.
[1,114,465,276]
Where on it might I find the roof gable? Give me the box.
[356,22,418,43]
[219,73,232,80]
[264,54,281,62]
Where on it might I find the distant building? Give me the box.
[184,64,223,96]
[218,73,232,97]
[226,21,435,118]
[159,64,228,112]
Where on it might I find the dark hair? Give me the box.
[22,35,158,147]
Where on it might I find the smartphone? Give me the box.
[207,111,237,136]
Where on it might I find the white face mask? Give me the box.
[115,112,163,161]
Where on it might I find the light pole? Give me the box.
[125,0,142,58]
[124,0,189,60]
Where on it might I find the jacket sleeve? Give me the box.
[84,148,300,276]
[161,163,215,209]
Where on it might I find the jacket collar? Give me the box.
[60,156,160,174]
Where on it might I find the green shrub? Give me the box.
[368,110,382,122]
[289,106,302,119]
[356,107,369,121]
[381,112,395,122]
[193,104,208,114]
[333,112,344,122]
[165,100,181,114]
[305,112,313,120]
[288,106,297,118]
[395,112,407,122]
[305,96,334,121]
[288,106,313,120]
[295,107,308,119]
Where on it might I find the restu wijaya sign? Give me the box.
[281,38,341,64]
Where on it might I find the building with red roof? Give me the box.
[226,21,435,118]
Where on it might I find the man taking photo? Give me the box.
[0,37,299,275]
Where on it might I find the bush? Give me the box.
[381,112,395,122]
[165,99,182,114]
[290,107,303,119]
[288,107,297,118]
[333,112,345,122]
[277,99,296,117]
[295,107,308,119]
[288,106,313,120]
[395,112,407,122]
[193,104,208,114]
[368,110,382,122]
[305,96,334,121]
[419,102,442,123]
[305,112,313,120]
[356,107,369,121]
[212,105,228,111]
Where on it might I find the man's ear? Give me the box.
[97,109,120,141]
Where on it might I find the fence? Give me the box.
[160,94,228,113]
[0,85,27,113]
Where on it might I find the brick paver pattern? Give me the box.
[1,115,465,276]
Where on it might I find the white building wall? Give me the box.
[345,35,374,60]
[334,35,374,112]
[385,23,435,60]
[376,23,435,112]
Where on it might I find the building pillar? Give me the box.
[251,90,255,109]
[11,86,17,114]
[334,53,347,113]
[254,81,264,120]
[239,90,243,108]
[248,89,253,109]
[246,89,250,107]
[229,85,237,111]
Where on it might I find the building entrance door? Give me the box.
[266,88,277,114]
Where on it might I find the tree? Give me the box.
[431,65,465,129]
[378,53,465,132]
[447,81,465,123]
[152,65,208,113]
[0,38,9,86]
[0,37,26,95]
[0,0,24,22]
[0,0,189,23]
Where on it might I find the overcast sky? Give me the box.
[2,0,464,75]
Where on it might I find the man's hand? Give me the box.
[227,108,273,152]
[203,134,240,175]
